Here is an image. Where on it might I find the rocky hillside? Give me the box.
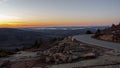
[35,37,110,65]
[0,36,113,68]
[93,23,120,43]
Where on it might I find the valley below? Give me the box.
[0,26,104,49]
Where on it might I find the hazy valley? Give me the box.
[0,26,107,49]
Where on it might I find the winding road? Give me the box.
[73,34,120,50]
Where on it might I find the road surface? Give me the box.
[73,34,120,50]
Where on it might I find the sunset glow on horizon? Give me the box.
[0,0,120,27]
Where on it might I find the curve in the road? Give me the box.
[73,34,120,50]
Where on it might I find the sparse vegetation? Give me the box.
[85,30,93,34]
[32,40,43,48]
[0,49,16,57]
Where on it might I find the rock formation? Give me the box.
[93,23,120,43]
[38,38,98,64]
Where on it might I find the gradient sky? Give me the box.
[0,0,120,27]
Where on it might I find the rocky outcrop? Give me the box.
[39,41,97,64]
[93,23,120,43]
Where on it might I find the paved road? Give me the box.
[73,34,120,50]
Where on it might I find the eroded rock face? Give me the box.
[94,23,120,43]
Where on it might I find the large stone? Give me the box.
[82,53,96,59]
[71,55,79,60]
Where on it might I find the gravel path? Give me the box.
[73,34,120,50]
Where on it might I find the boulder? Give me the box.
[82,53,96,59]
[71,55,79,60]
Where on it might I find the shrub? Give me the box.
[85,30,93,34]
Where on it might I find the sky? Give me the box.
[0,0,120,27]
